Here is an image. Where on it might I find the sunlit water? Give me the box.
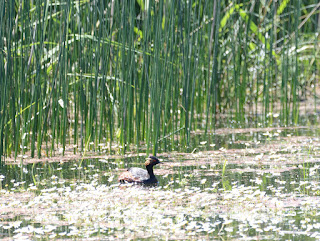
[1,127,320,240]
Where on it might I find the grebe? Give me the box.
[118,156,161,184]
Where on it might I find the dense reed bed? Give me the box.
[0,0,319,159]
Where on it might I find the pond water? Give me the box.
[1,127,320,240]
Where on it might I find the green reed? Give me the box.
[0,0,319,160]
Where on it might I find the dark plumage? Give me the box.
[118,156,161,184]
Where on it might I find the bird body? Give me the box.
[118,156,161,184]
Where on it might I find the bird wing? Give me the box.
[127,167,150,181]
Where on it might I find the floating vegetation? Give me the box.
[1,170,320,240]
[1,130,320,240]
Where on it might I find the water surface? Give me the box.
[1,127,320,240]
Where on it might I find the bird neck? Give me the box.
[146,165,155,178]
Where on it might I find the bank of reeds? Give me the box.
[0,0,319,159]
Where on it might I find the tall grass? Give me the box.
[0,0,319,160]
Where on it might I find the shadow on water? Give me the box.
[1,127,320,239]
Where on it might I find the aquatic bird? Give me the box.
[118,156,161,184]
